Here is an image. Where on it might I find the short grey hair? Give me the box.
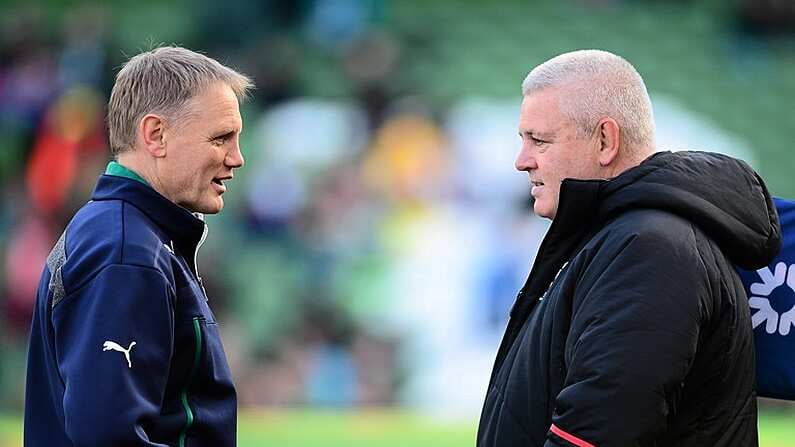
[522,49,654,153]
[108,46,254,155]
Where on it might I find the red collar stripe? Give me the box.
[550,424,596,447]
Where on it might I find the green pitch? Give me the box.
[3,409,794,446]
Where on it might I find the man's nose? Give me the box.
[515,144,537,172]
[226,143,245,168]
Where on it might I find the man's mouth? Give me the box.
[212,176,232,192]
[531,180,544,197]
[213,175,233,185]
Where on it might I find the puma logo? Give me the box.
[102,340,137,368]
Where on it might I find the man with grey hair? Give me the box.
[478,50,780,446]
[25,46,253,446]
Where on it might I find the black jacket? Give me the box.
[477,151,781,447]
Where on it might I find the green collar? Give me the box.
[105,161,149,186]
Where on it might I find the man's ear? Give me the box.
[596,117,620,167]
[139,114,167,158]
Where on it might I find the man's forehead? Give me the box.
[180,87,242,128]
[518,106,557,135]
[521,88,562,112]
[519,90,567,132]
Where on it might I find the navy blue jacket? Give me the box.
[738,198,795,400]
[25,174,237,446]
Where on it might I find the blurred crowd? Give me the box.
[1,0,793,416]
[0,1,548,414]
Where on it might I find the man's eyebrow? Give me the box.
[519,129,553,139]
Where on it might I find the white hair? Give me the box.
[522,49,655,154]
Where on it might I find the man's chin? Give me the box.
[203,199,224,215]
[183,198,224,215]
[533,202,554,220]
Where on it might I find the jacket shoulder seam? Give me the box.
[53,263,174,310]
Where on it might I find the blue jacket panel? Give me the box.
[737,197,795,400]
[25,175,236,446]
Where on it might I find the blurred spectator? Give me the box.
[341,31,402,128]
[57,5,108,90]
[305,0,383,50]
[360,112,448,202]
[3,213,53,336]
[25,86,107,218]
[242,35,301,106]
[735,0,795,38]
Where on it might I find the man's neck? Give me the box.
[116,152,171,202]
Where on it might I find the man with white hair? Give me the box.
[25,46,252,446]
[477,50,780,446]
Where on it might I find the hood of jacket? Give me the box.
[594,150,780,270]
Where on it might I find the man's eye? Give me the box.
[531,137,547,146]
[212,135,230,145]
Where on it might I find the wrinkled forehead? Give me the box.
[178,83,243,130]
[518,88,570,134]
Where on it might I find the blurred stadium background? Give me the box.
[0,0,793,445]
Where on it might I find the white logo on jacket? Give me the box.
[749,262,795,336]
[102,340,137,368]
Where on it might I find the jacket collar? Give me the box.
[91,174,206,251]
[519,152,672,301]
[105,161,150,186]
[489,177,604,389]
[515,178,603,311]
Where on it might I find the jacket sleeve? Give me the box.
[52,264,174,446]
[544,229,706,447]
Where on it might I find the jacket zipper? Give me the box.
[193,223,209,300]
[178,317,203,446]
[539,261,569,302]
